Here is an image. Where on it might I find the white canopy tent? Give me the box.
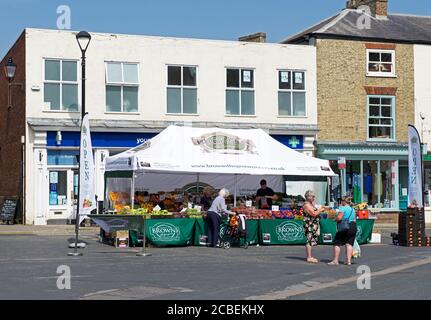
[105,125,335,207]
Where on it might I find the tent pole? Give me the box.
[131,172,135,210]
[197,173,200,194]
[234,174,237,208]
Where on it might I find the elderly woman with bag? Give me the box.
[328,197,357,266]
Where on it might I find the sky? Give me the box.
[1,0,431,59]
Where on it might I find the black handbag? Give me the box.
[337,207,354,232]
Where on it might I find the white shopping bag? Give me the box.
[352,239,361,259]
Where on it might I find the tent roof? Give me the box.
[105,125,335,177]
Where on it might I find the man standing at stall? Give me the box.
[256,179,277,209]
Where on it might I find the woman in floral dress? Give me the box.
[302,190,325,263]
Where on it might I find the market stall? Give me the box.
[95,125,338,247]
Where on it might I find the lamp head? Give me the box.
[420,112,426,121]
[4,58,17,81]
[76,31,91,53]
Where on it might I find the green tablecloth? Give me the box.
[89,215,195,247]
[90,215,374,247]
[145,218,195,246]
[319,219,375,245]
[259,219,307,245]
[193,219,259,246]
[258,219,375,245]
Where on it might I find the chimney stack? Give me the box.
[346,0,388,18]
[238,32,266,43]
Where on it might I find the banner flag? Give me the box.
[79,114,96,224]
[408,125,423,208]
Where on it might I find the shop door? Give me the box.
[67,170,79,221]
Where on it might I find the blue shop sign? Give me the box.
[47,131,157,148]
[271,135,304,150]
[47,131,304,149]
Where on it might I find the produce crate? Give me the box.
[398,208,426,247]
[356,210,369,220]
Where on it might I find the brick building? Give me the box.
[283,0,431,219]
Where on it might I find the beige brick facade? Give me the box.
[316,38,414,143]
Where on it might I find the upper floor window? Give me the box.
[368,96,395,140]
[226,68,255,116]
[44,59,78,112]
[105,62,139,113]
[167,65,197,114]
[367,50,395,77]
[278,70,306,117]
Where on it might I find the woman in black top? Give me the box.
[200,186,214,211]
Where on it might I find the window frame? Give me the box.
[43,58,80,113]
[366,49,396,78]
[367,95,396,142]
[225,67,256,116]
[105,61,140,114]
[277,69,307,117]
[166,64,198,115]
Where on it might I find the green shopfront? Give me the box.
[317,142,410,211]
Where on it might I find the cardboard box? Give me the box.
[369,233,381,244]
[114,230,129,248]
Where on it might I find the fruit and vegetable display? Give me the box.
[353,202,368,210]
[185,208,203,219]
[109,190,311,221]
[231,207,304,220]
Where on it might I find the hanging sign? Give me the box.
[408,125,423,208]
[78,114,96,224]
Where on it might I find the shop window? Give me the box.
[330,159,399,209]
[347,161,362,204]
[49,171,67,206]
[47,150,79,166]
[367,50,395,77]
[44,59,78,112]
[167,65,197,114]
[368,96,395,140]
[105,62,139,113]
[278,71,306,117]
[380,161,396,208]
[226,68,255,116]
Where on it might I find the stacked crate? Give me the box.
[398,208,426,247]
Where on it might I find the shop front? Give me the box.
[317,142,409,211]
[31,128,313,225]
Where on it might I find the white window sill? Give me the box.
[225,114,257,118]
[165,113,199,116]
[366,138,397,143]
[277,115,308,119]
[104,112,140,115]
[366,73,397,78]
[43,110,80,114]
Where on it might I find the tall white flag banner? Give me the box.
[408,125,423,208]
[78,114,96,224]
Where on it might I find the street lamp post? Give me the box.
[68,31,91,257]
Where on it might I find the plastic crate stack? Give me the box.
[398,208,428,247]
